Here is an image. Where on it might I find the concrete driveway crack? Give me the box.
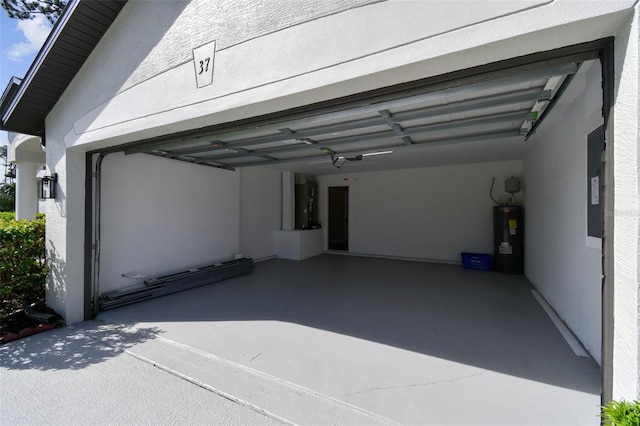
[344,371,485,397]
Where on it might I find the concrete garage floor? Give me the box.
[95,254,601,425]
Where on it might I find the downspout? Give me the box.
[91,153,106,317]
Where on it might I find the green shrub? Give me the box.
[0,215,46,315]
[0,183,15,212]
[0,211,15,222]
[601,400,640,426]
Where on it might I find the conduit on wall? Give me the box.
[91,153,106,317]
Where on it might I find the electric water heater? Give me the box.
[493,205,524,274]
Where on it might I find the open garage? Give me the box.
[2,0,638,419]
[84,50,608,423]
[94,47,605,352]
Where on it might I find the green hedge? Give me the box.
[0,211,15,222]
[0,214,47,314]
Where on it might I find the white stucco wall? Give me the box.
[317,160,522,263]
[97,153,240,293]
[523,61,604,363]
[49,0,635,151]
[610,8,640,400]
[42,142,86,323]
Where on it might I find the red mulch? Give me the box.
[1,305,64,344]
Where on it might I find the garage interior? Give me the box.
[91,42,608,424]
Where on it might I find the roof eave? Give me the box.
[0,0,127,136]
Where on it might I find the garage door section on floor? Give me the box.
[120,56,592,171]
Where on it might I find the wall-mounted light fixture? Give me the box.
[38,173,57,199]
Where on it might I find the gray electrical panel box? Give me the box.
[587,126,604,238]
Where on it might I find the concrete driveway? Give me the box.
[1,255,601,425]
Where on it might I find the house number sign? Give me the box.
[193,40,216,88]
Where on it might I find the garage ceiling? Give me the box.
[124,60,583,175]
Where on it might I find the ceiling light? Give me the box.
[362,150,393,157]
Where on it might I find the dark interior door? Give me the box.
[328,186,348,251]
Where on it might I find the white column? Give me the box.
[15,162,38,220]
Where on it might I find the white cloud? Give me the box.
[7,15,51,62]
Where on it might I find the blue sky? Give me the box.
[0,12,53,146]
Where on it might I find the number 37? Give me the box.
[193,41,216,88]
[198,57,211,75]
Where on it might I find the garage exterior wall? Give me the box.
[317,160,522,263]
[48,1,635,151]
[610,8,640,400]
[36,0,639,399]
[111,0,381,94]
[523,61,603,364]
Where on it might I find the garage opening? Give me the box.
[88,39,613,411]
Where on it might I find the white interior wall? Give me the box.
[523,61,603,363]
[99,153,240,293]
[317,160,522,263]
[239,167,282,261]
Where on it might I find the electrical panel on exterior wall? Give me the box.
[587,126,604,238]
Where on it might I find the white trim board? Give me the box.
[531,290,590,358]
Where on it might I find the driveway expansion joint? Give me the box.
[125,349,294,425]
[123,333,399,425]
